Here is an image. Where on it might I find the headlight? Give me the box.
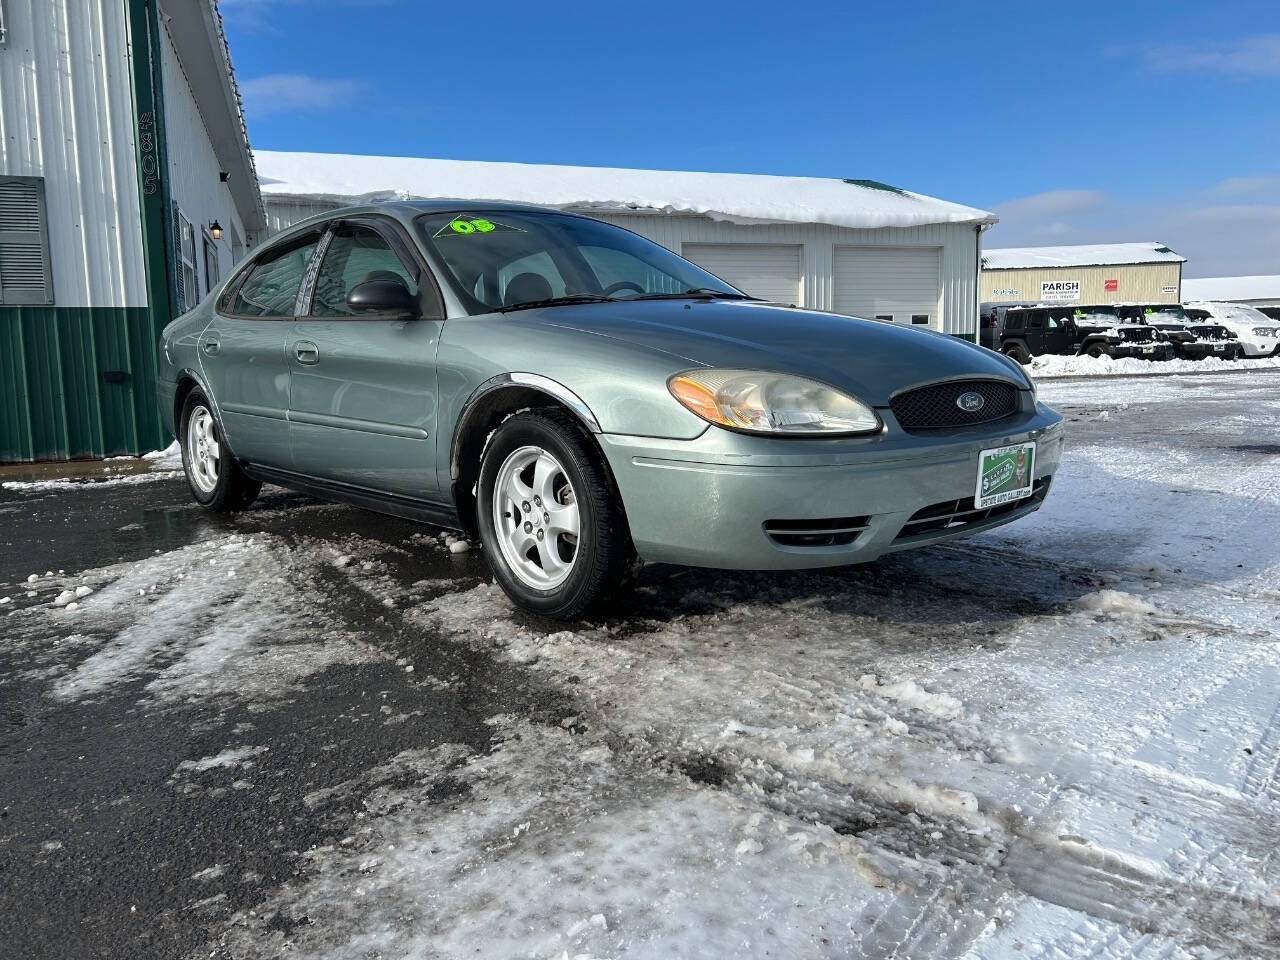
[668,369,880,435]
[1253,327,1275,337]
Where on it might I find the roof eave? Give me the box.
[160,0,267,233]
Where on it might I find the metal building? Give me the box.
[0,0,265,462]
[255,152,996,339]
[980,242,1186,306]
[1182,275,1280,316]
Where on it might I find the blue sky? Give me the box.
[221,0,1280,276]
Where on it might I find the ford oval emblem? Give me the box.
[956,391,985,413]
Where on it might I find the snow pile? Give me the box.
[255,150,996,230]
[1028,352,1280,378]
[2,469,181,492]
[1072,590,1158,617]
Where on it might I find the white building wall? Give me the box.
[159,22,246,303]
[0,0,146,308]
[592,213,981,336]
[261,200,982,336]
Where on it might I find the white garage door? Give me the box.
[681,243,803,305]
[833,246,940,326]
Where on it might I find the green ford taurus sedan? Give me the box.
[157,201,1064,617]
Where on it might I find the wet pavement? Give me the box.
[0,479,568,960]
[3,370,1279,960]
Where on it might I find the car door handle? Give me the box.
[294,341,320,364]
[200,336,220,357]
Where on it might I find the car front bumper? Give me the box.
[1110,343,1174,360]
[600,398,1065,570]
[1239,339,1279,358]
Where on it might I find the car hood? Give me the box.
[531,299,1026,405]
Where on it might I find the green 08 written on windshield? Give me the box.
[417,211,751,312]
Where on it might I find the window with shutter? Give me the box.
[0,177,54,306]
[171,203,199,311]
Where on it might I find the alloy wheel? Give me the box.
[492,445,580,589]
[186,405,221,494]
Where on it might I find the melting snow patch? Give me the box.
[1072,590,1158,617]
[176,746,267,774]
[858,673,965,720]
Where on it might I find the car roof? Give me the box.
[275,198,581,234]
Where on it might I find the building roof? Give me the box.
[981,242,1186,270]
[253,151,997,231]
[161,0,266,233]
[1182,275,1280,303]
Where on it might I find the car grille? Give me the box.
[889,379,1019,431]
[1120,327,1156,343]
[894,478,1051,541]
[764,515,870,548]
[1189,325,1231,341]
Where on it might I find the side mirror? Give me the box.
[346,278,419,318]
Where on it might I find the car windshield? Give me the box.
[416,211,746,311]
[1213,302,1274,324]
[1142,304,1186,322]
[1071,306,1119,324]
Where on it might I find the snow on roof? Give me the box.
[981,242,1186,270]
[253,151,996,231]
[1182,275,1280,303]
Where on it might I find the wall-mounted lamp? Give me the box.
[209,220,223,241]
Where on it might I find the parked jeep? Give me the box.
[979,301,1038,351]
[1141,308,1242,361]
[993,304,1174,364]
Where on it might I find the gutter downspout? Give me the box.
[973,223,989,344]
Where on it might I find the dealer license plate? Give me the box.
[1213,344,1225,351]
[976,442,1036,509]
[1142,345,1156,353]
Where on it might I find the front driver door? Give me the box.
[199,229,323,467]
[288,218,445,500]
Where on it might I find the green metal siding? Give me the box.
[0,307,166,462]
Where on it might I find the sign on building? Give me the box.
[1041,280,1081,302]
[1104,278,1118,292]
[1161,285,1177,295]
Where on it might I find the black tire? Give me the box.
[179,388,261,511]
[1085,342,1108,359]
[476,409,631,619]
[1002,344,1032,365]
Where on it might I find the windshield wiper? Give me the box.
[497,294,617,313]
[630,287,753,301]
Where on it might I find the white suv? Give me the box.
[1184,301,1280,358]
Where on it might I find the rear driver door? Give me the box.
[200,229,323,467]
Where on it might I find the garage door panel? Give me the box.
[681,243,802,306]
[834,246,940,326]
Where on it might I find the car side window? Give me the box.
[311,224,419,317]
[1029,313,1044,329]
[228,233,321,318]
[1005,311,1024,332]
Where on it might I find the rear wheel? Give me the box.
[180,389,261,511]
[476,409,630,619]
[1002,343,1031,365]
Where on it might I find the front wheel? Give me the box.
[1085,342,1109,359]
[476,409,631,619]
[180,389,261,511]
